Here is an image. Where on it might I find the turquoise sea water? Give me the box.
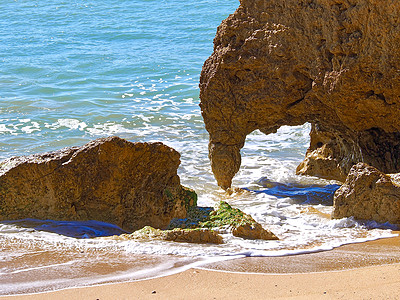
[0,0,396,295]
[0,0,235,156]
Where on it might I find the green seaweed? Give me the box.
[165,188,173,200]
[181,186,197,208]
[199,201,256,229]
[164,186,197,210]
[168,201,257,230]
[111,201,275,244]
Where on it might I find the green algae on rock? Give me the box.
[168,206,214,230]
[165,186,198,211]
[201,201,279,241]
[169,201,279,241]
[200,201,256,229]
[106,201,278,244]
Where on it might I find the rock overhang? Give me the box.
[200,0,400,189]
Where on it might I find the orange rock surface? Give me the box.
[0,137,196,232]
[333,163,400,223]
[200,0,400,189]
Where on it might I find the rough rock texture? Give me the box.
[200,0,400,189]
[232,222,278,240]
[333,163,400,224]
[296,123,351,182]
[201,201,279,240]
[168,206,214,229]
[168,201,278,241]
[0,137,196,232]
[108,226,223,244]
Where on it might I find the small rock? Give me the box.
[333,163,400,224]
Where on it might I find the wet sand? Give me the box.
[202,232,400,273]
[3,234,400,300]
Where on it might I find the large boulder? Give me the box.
[333,163,400,224]
[200,0,400,189]
[0,137,196,232]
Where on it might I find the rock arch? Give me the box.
[200,0,400,189]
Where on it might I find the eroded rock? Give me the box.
[200,0,400,189]
[0,137,196,232]
[296,123,351,182]
[333,163,400,224]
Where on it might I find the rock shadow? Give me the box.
[244,178,341,206]
[1,219,128,239]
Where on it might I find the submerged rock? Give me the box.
[200,0,400,189]
[168,206,214,229]
[333,163,400,224]
[108,226,223,244]
[0,136,196,232]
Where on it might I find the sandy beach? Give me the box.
[3,234,400,300]
[2,263,400,300]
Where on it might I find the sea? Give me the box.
[0,0,396,295]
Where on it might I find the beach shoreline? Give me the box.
[3,234,400,300]
[3,264,400,300]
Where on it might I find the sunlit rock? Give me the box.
[333,163,400,224]
[200,0,400,189]
[0,136,196,232]
[232,222,278,241]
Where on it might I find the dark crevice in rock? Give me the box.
[286,96,306,109]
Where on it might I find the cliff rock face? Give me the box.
[200,0,400,189]
[333,163,400,224]
[0,137,196,232]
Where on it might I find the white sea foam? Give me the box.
[46,119,87,131]
[0,124,15,134]
[21,122,40,134]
